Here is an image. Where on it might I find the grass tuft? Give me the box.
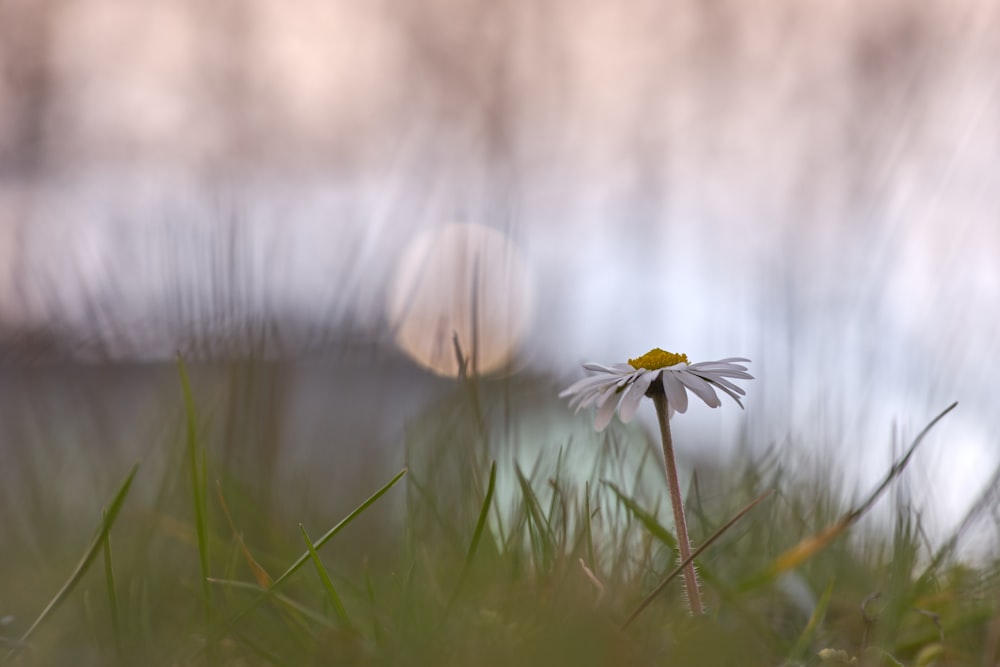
[1,367,991,666]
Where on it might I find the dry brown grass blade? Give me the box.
[622,489,774,629]
[766,402,958,578]
[768,519,851,576]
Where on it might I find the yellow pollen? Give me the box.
[628,348,690,370]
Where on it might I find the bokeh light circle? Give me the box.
[386,223,534,377]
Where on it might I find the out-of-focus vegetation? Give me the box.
[0,360,995,666]
[2,2,999,663]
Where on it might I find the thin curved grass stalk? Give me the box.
[622,489,773,629]
[762,402,957,581]
[919,449,1000,583]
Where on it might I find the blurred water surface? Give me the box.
[1,0,999,541]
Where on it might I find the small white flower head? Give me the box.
[559,348,753,431]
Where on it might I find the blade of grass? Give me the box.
[272,468,407,588]
[406,469,462,545]
[3,463,139,664]
[787,578,835,661]
[548,446,566,524]
[101,508,124,662]
[584,481,596,573]
[761,402,957,581]
[515,464,555,573]
[491,482,508,552]
[363,559,383,647]
[919,456,1000,585]
[218,468,407,634]
[177,356,213,644]
[602,480,785,651]
[299,524,353,631]
[548,477,570,555]
[217,481,273,588]
[208,579,333,629]
[621,489,773,629]
[462,460,497,574]
[603,480,678,551]
[441,461,497,621]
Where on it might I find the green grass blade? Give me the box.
[406,469,461,545]
[272,468,408,589]
[584,481,596,572]
[787,578,835,661]
[101,508,124,662]
[603,480,678,551]
[3,463,139,664]
[177,356,213,642]
[605,479,776,641]
[441,461,497,621]
[621,490,773,629]
[462,460,497,573]
[299,524,353,631]
[218,468,408,635]
[216,481,273,588]
[363,560,383,646]
[207,579,333,629]
[514,464,555,572]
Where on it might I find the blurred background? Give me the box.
[1,0,998,545]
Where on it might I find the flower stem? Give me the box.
[650,388,704,615]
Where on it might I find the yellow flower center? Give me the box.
[628,348,689,370]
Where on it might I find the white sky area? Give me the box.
[1,0,999,542]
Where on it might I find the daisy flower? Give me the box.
[560,347,753,616]
[559,348,752,431]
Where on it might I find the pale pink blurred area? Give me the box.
[2,0,1000,539]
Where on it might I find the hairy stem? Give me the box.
[650,387,704,615]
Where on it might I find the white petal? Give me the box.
[675,370,721,408]
[687,368,751,407]
[559,374,605,398]
[618,371,654,423]
[582,362,623,374]
[594,391,621,431]
[594,382,621,408]
[689,357,749,366]
[688,361,750,375]
[570,388,604,412]
[563,377,612,407]
[706,380,746,408]
[702,374,746,396]
[661,372,689,414]
[572,379,618,411]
